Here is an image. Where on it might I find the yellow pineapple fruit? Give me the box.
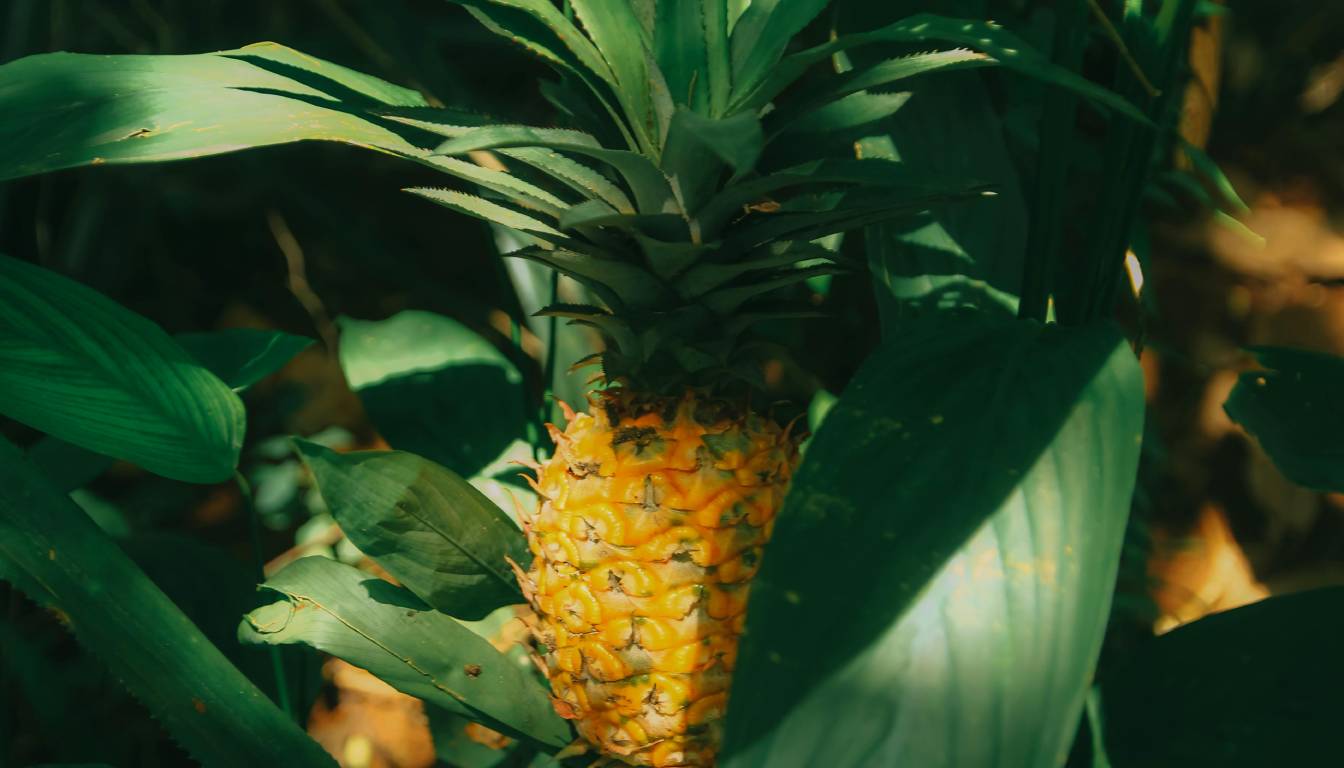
[516,391,799,767]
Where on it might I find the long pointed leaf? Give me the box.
[0,437,334,768]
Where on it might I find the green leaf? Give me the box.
[337,311,528,477]
[239,556,570,748]
[740,13,1150,126]
[434,126,677,214]
[730,0,833,103]
[0,437,334,768]
[405,188,563,237]
[293,440,529,620]
[769,50,995,128]
[776,90,913,136]
[1102,588,1344,768]
[502,147,636,213]
[662,107,764,211]
[724,315,1144,766]
[0,254,244,483]
[568,0,653,146]
[0,42,430,181]
[655,0,726,113]
[177,329,314,391]
[507,247,666,309]
[1223,346,1344,493]
[859,76,1027,331]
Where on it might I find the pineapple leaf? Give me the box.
[729,0,834,104]
[675,243,837,298]
[420,155,569,217]
[766,49,994,129]
[507,247,665,309]
[502,147,636,213]
[654,0,732,114]
[0,437,335,768]
[694,157,978,235]
[775,90,913,137]
[239,556,571,749]
[700,264,843,315]
[450,0,615,86]
[404,188,563,237]
[567,0,656,151]
[293,441,530,619]
[434,126,679,215]
[0,254,244,484]
[737,13,1152,127]
[724,316,1144,767]
[662,108,764,211]
[537,304,641,358]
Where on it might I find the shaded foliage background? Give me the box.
[1,1,1342,766]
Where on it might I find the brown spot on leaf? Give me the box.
[464,663,482,678]
[192,697,207,714]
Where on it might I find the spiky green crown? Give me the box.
[387,5,1058,394]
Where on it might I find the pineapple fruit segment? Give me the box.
[517,392,799,767]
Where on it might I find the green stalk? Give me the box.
[235,471,294,721]
[1019,0,1087,323]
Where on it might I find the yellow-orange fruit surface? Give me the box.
[517,392,799,767]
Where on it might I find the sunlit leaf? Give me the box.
[0,42,429,181]
[724,315,1144,767]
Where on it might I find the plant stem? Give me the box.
[235,471,294,721]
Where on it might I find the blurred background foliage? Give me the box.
[1,1,1342,766]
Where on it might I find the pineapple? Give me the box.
[403,6,986,766]
[518,392,798,766]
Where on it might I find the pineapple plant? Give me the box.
[0,2,1218,768]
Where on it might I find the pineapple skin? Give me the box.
[518,392,799,767]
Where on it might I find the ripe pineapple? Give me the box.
[406,6,987,765]
[518,392,798,766]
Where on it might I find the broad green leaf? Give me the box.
[177,329,314,392]
[0,437,334,768]
[1102,588,1344,767]
[293,440,529,620]
[239,556,570,748]
[337,311,527,477]
[724,315,1144,767]
[0,254,244,483]
[0,42,429,181]
[1223,347,1344,493]
[24,329,310,493]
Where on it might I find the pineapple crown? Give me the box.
[387,4,1014,394]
